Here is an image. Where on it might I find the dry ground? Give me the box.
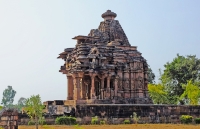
[19,124,200,129]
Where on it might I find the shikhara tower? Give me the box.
[58,10,152,104]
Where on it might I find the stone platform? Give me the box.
[43,101,200,123]
[75,104,200,119]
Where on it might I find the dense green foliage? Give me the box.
[55,116,76,125]
[28,120,35,125]
[194,118,200,124]
[38,117,47,125]
[28,119,46,126]
[148,84,169,104]
[1,86,16,107]
[123,119,130,124]
[24,95,45,129]
[100,120,105,125]
[148,54,200,104]
[147,66,155,84]
[91,116,98,125]
[180,80,200,105]
[160,54,200,104]
[180,115,193,124]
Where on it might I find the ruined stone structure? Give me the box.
[0,108,18,129]
[42,10,200,123]
[58,10,152,105]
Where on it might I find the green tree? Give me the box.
[147,65,155,84]
[160,54,200,104]
[148,83,169,104]
[1,86,16,107]
[17,97,26,112]
[180,80,200,105]
[24,95,45,129]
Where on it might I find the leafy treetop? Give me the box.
[160,54,200,103]
[24,94,44,129]
[1,86,16,107]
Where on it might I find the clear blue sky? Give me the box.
[0,0,200,104]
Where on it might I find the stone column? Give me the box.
[78,72,84,99]
[80,78,83,99]
[99,75,107,99]
[67,75,73,100]
[72,73,80,100]
[85,83,89,100]
[101,78,104,99]
[114,76,119,97]
[106,75,111,98]
[76,77,81,100]
[89,73,96,99]
[73,78,77,100]
[107,76,110,88]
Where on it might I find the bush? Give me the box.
[180,115,193,124]
[195,118,200,124]
[100,120,105,125]
[123,119,130,124]
[132,112,140,124]
[55,116,76,125]
[39,117,47,125]
[28,117,47,125]
[28,121,35,125]
[91,116,98,125]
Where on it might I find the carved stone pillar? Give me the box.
[79,78,83,99]
[76,77,81,100]
[114,76,119,97]
[78,72,84,99]
[107,76,110,88]
[106,75,111,98]
[99,74,107,100]
[89,73,96,99]
[100,78,104,99]
[73,78,77,100]
[67,75,73,100]
[72,74,78,100]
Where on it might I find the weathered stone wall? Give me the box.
[0,108,18,129]
[41,104,200,124]
[74,104,200,124]
[18,115,56,125]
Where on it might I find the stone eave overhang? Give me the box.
[72,35,100,40]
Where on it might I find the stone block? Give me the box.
[1,116,9,120]
[14,116,18,120]
[0,120,7,125]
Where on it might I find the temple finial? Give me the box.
[101,10,117,20]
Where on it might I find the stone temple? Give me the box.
[58,10,152,105]
[43,10,200,121]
